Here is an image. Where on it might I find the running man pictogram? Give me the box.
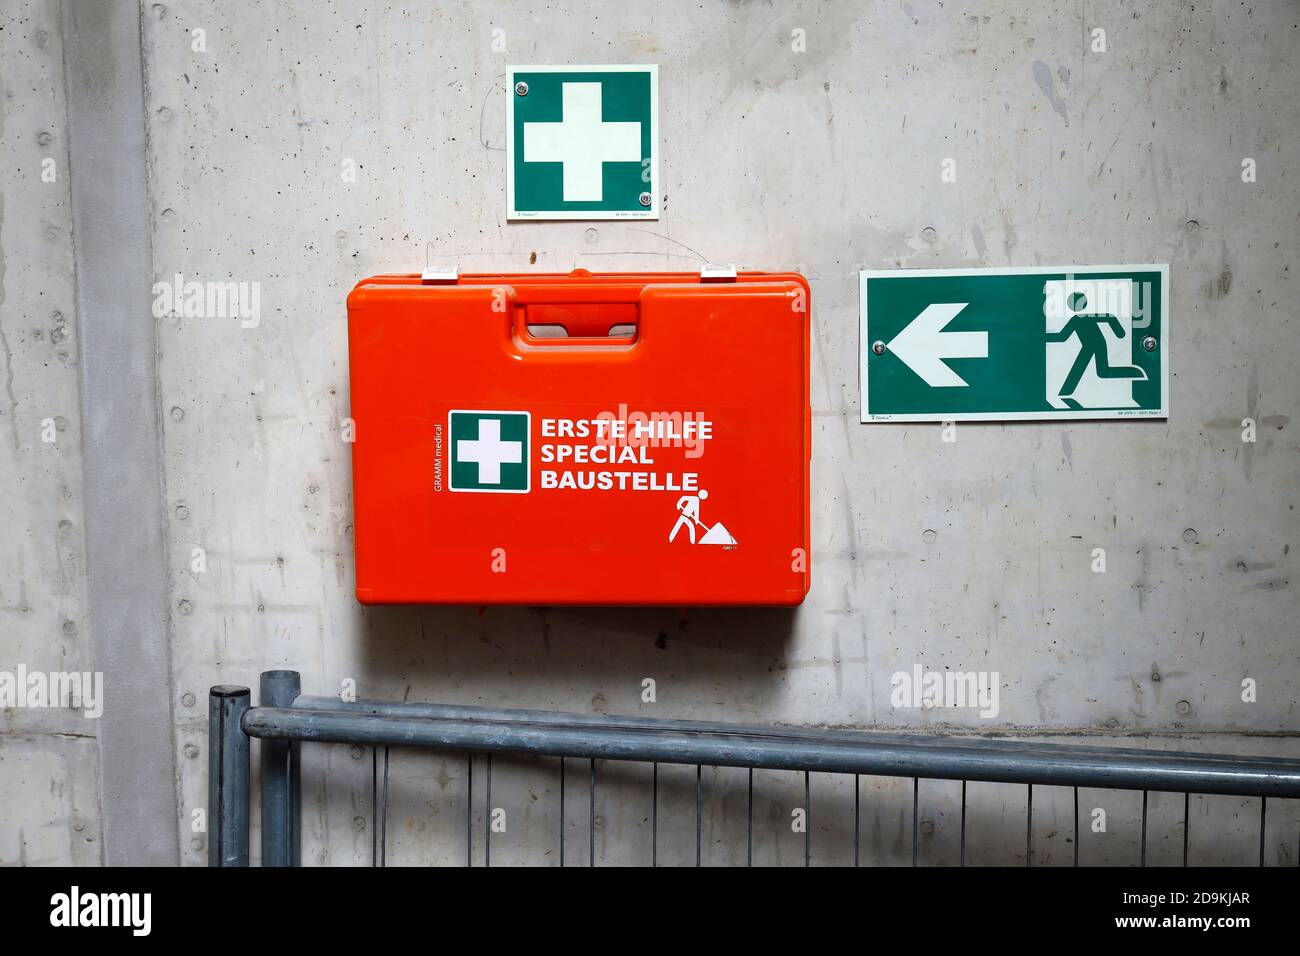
[1046,292,1147,409]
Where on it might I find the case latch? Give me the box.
[421,265,459,284]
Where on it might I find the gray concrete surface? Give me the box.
[1,0,1297,865]
[62,0,179,866]
[0,0,100,867]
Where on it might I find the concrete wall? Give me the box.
[2,0,1296,865]
[0,0,100,866]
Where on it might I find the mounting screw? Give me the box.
[872,340,886,356]
[514,81,528,96]
[638,192,652,207]
[1142,335,1157,351]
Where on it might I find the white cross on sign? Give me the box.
[457,419,523,485]
[523,82,642,202]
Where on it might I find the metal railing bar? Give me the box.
[243,707,1300,800]
[589,758,596,868]
[293,695,1300,767]
[259,672,301,867]
[485,753,492,868]
[208,686,250,867]
[559,757,565,868]
[466,753,472,867]
[298,694,904,739]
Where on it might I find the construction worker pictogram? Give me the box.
[669,489,737,546]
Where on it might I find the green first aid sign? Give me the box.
[449,410,531,493]
[860,265,1169,422]
[507,65,658,221]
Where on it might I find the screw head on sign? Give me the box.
[514,81,528,96]
[639,192,652,207]
[872,340,886,356]
[1142,335,1157,351]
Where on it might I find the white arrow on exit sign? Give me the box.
[886,302,989,387]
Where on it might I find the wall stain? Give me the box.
[1203,264,1233,298]
[0,191,18,451]
[1031,60,1069,126]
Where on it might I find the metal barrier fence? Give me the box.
[209,670,1300,867]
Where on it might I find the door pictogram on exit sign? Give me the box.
[507,65,658,221]
[860,265,1169,422]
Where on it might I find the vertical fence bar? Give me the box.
[1258,796,1266,868]
[208,686,250,867]
[259,670,301,867]
[589,758,596,867]
[695,765,702,867]
[651,762,658,867]
[1074,787,1080,867]
[559,757,565,868]
[1140,790,1148,867]
[854,774,860,867]
[804,771,811,867]
[370,748,390,867]
[961,780,968,868]
[486,753,492,868]
[466,753,473,867]
[747,768,753,868]
[912,777,919,867]
[380,748,389,867]
[1026,784,1033,867]
[1183,792,1190,867]
[371,748,378,866]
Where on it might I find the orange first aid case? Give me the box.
[346,269,810,606]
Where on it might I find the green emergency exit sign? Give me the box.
[860,265,1169,422]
